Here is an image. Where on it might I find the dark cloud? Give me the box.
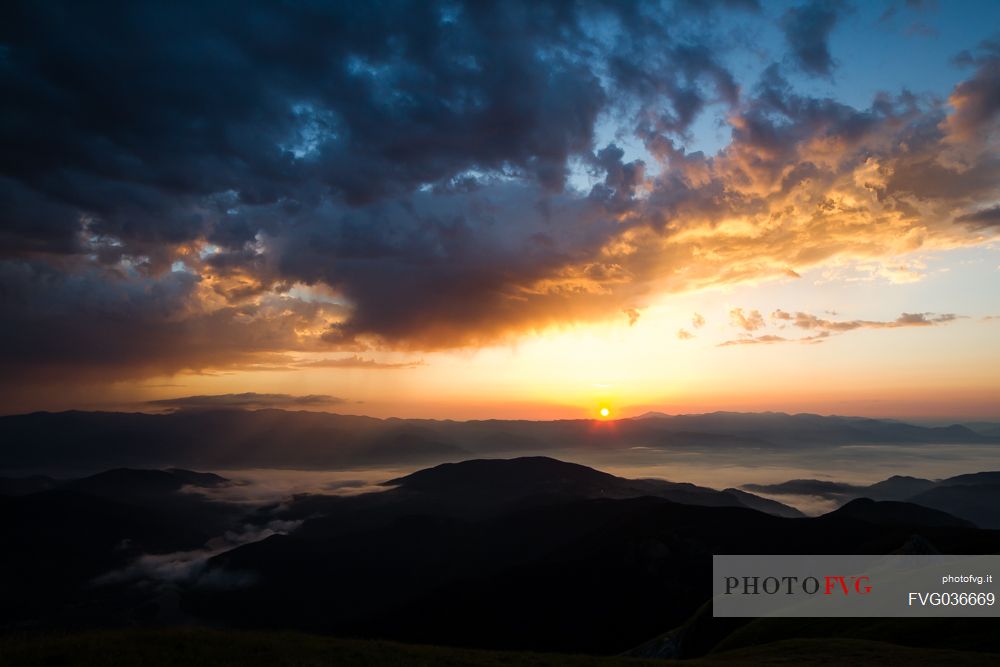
[295,183,633,348]
[677,0,762,13]
[147,393,346,411]
[0,0,745,259]
[886,153,1000,202]
[588,144,647,207]
[944,39,1000,138]
[0,0,759,358]
[780,1,846,77]
[0,259,343,382]
[0,1,998,386]
[728,64,888,177]
[878,0,931,25]
[956,205,1000,228]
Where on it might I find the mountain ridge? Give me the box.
[3,409,995,471]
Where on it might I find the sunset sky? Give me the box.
[2,1,999,419]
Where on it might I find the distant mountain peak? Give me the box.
[631,411,673,420]
[381,456,803,519]
[64,468,232,499]
[383,456,616,490]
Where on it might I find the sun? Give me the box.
[599,407,610,418]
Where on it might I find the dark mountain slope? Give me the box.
[382,456,800,514]
[0,474,60,495]
[0,469,247,628]
[825,498,974,528]
[8,628,996,667]
[721,488,805,518]
[940,471,1000,486]
[191,485,1000,654]
[864,475,937,499]
[64,468,229,499]
[743,469,1000,528]
[261,457,802,526]
[907,484,1000,529]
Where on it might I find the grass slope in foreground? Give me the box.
[2,629,999,667]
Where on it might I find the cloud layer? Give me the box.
[148,393,345,411]
[717,309,962,346]
[1,1,998,385]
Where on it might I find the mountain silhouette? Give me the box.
[825,498,974,528]
[907,484,1000,529]
[381,456,800,515]
[0,474,59,495]
[0,468,245,628]
[863,475,937,499]
[64,468,229,500]
[2,409,995,471]
[940,471,1000,486]
[721,488,805,518]
[5,455,1000,657]
[184,457,1000,654]
[743,469,1000,528]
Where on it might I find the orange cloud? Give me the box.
[772,309,960,332]
[729,308,766,332]
[718,309,962,347]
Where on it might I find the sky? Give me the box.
[1,0,999,420]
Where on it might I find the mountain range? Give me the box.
[745,470,1000,528]
[5,454,1000,659]
[2,409,996,471]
